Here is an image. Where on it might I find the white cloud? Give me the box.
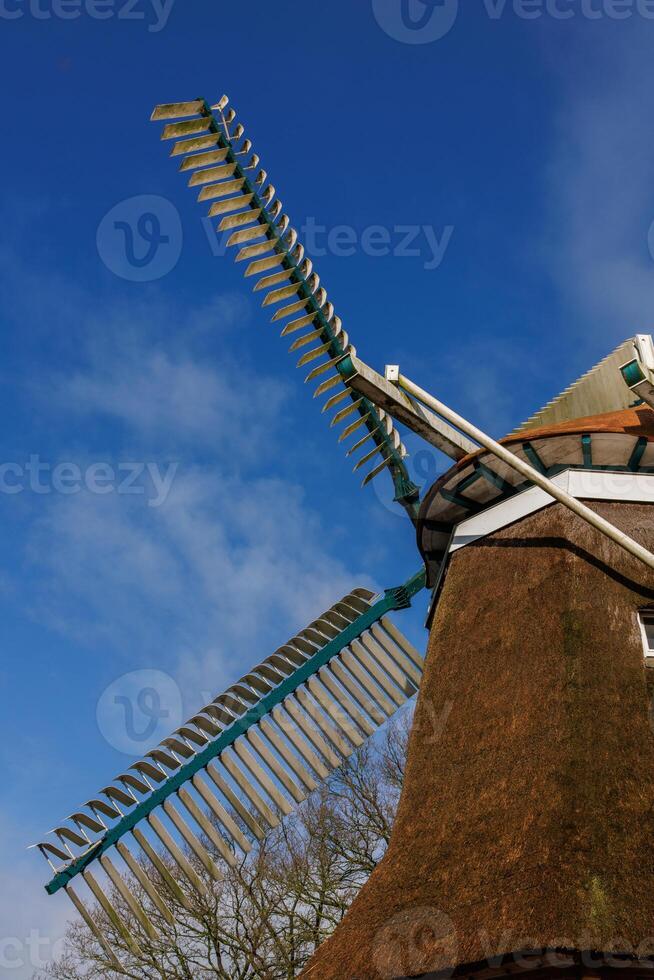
[37,291,289,465]
[14,276,375,712]
[63,349,283,450]
[25,466,373,708]
[0,249,380,971]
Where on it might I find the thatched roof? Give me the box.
[302,492,654,979]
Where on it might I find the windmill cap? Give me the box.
[416,405,654,575]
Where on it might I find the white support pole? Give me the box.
[393,371,654,573]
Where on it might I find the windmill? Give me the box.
[32,96,654,977]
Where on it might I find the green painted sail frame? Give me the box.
[45,567,426,896]
[188,99,420,520]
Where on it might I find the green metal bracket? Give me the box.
[384,568,425,610]
[474,461,515,495]
[581,433,593,468]
[522,441,547,475]
[335,354,420,521]
[628,437,648,472]
[45,567,427,897]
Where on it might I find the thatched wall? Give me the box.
[302,500,654,979]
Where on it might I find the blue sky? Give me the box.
[2,1,654,974]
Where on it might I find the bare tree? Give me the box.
[37,711,412,980]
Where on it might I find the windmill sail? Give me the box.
[34,571,426,963]
[515,337,642,432]
[150,97,420,519]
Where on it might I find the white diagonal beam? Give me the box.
[339,354,477,460]
[392,369,654,573]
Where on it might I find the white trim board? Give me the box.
[450,469,654,553]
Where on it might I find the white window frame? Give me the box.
[638,610,654,667]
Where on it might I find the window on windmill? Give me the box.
[638,611,654,666]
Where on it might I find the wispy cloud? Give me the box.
[25,466,372,703]
[544,28,654,337]
[0,246,377,961]
[18,280,375,685]
[32,289,289,464]
[59,346,286,458]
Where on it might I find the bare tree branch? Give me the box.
[36,713,410,980]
